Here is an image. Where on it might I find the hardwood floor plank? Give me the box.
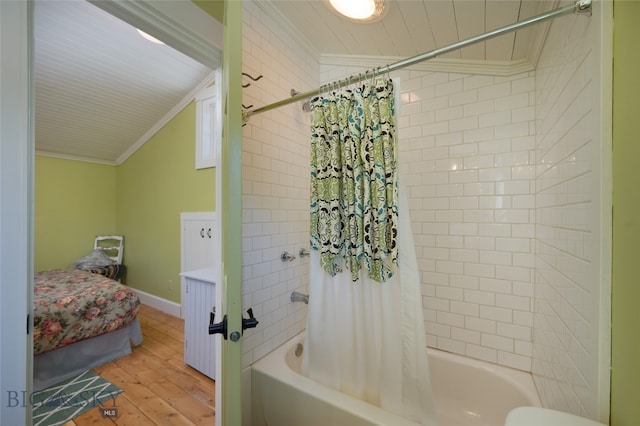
[67,305,216,425]
[144,380,215,425]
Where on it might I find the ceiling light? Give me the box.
[327,0,385,22]
[136,29,165,45]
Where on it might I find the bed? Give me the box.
[33,237,142,391]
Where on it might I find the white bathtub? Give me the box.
[251,332,541,426]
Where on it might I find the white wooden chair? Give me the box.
[94,235,124,264]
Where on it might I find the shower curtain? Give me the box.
[302,78,437,425]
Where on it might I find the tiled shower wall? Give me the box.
[243,2,607,418]
[245,0,540,374]
[398,69,538,372]
[240,1,316,367]
[318,63,537,372]
[533,8,606,419]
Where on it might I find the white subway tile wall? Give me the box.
[240,2,317,367]
[316,63,537,371]
[533,12,603,419]
[403,69,537,372]
[244,3,605,419]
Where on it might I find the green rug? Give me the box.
[32,370,122,426]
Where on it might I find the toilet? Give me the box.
[505,407,607,426]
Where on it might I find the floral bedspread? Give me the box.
[34,268,140,355]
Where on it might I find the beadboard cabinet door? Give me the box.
[180,212,216,317]
[181,268,216,379]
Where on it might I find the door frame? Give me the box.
[0,1,34,424]
[0,1,232,424]
[218,1,243,424]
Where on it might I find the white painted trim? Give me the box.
[0,1,32,423]
[596,0,613,422]
[130,287,182,318]
[35,151,117,166]
[88,0,222,70]
[115,71,217,165]
[213,65,223,422]
[180,211,217,227]
[319,53,535,77]
[195,78,220,170]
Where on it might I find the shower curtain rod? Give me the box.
[245,0,591,119]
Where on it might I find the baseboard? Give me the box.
[130,287,181,318]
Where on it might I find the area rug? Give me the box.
[32,370,122,426]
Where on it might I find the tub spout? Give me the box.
[290,291,309,304]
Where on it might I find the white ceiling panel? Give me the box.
[394,1,438,56]
[454,1,487,60]
[424,0,461,59]
[484,0,521,60]
[269,0,561,63]
[34,0,212,164]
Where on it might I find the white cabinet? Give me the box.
[181,212,216,319]
[180,212,219,380]
[181,267,216,379]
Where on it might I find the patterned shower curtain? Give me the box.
[303,77,437,425]
[309,77,398,283]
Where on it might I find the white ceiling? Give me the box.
[35,0,559,164]
[34,0,214,165]
[267,0,557,61]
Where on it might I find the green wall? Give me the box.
[34,156,117,271]
[192,0,224,22]
[611,1,640,424]
[35,102,215,304]
[116,102,214,303]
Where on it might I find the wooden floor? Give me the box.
[64,304,216,426]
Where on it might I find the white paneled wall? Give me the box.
[533,8,606,419]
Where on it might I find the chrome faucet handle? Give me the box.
[299,248,310,257]
[281,251,296,262]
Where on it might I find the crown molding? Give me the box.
[318,54,536,77]
[89,0,222,69]
[115,71,217,165]
[35,151,117,166]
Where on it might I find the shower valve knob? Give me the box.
[208,312,228,340]
[242,308,259,334]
